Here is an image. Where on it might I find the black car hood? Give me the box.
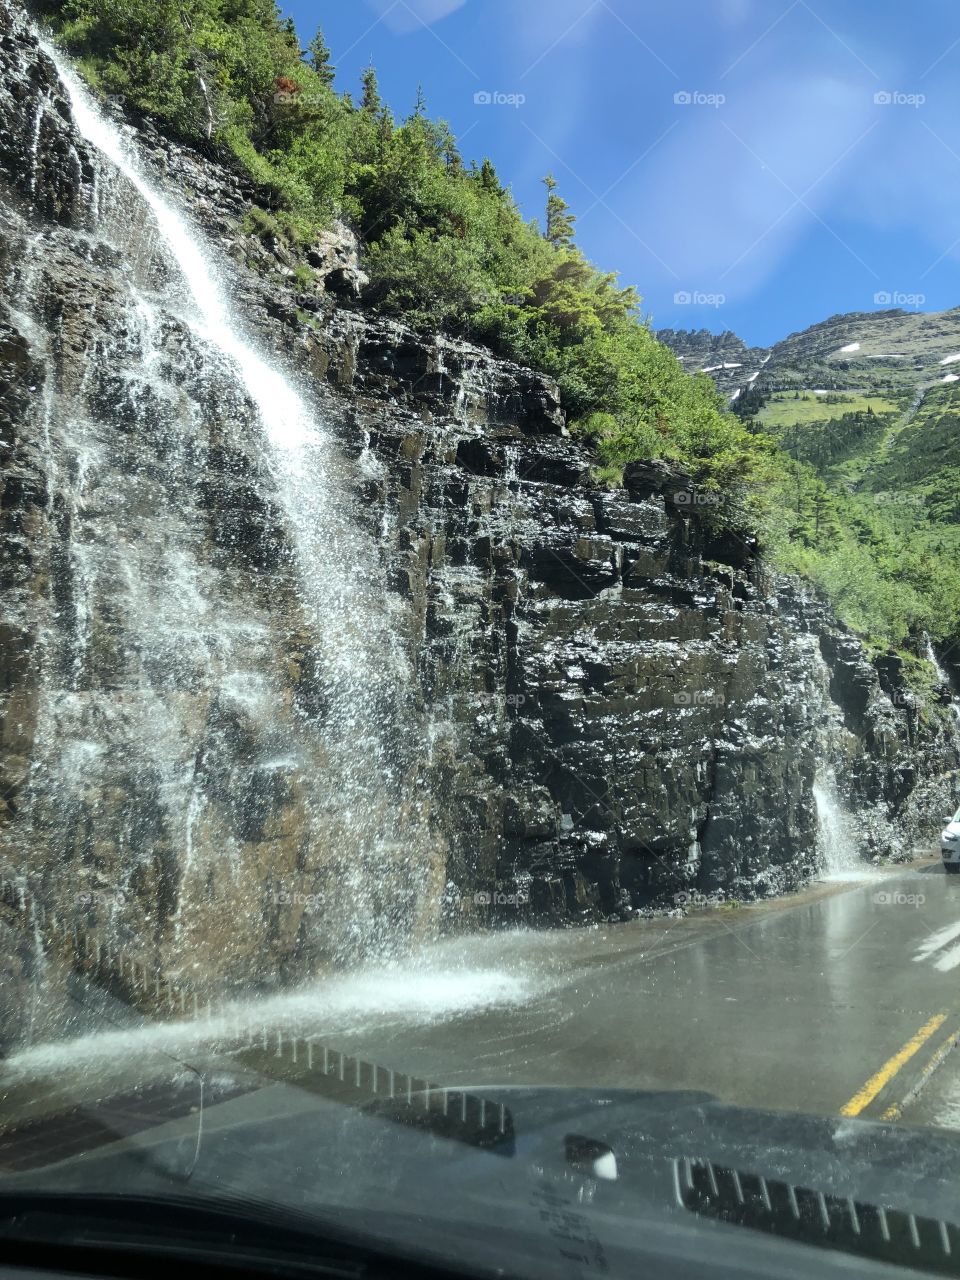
[5,1069,960,1280]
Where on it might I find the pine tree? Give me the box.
[443,134,462,172]
[308,26,336,88]
[361,64,382,114]
[414,83,427,118]
[478,158,501,194]
[543,174,576,247]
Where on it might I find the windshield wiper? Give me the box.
[677,1156,960,1278]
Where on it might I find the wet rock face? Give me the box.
[0,0,447,1019]
[306,220,369,299]
[0,0,957,1046]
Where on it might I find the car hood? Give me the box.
[5,1071,960,1280]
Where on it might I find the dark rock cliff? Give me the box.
[1,0,958,1048]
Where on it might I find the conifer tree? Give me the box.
[308,26,336,88]
[478,158,501,194]
[361,64,382,114]
[543,174,576,247]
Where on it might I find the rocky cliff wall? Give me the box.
[133,106,957,922]
[1,0,958,1050]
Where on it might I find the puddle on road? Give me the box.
[818,867,886,885]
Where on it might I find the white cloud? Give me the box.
[602,73,878,299]
[366,0,466,34]
[831,86,960,272]
[515,0,605,49]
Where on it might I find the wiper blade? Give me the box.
[233,1041,516,1157]
[677,1156,960,1278]
[0,1043,516,1177]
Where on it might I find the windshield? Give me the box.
[3,1,960,1278]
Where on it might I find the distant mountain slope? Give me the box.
[659,307,960,408]
[655,327,769,398]
[659,308,960,674]
[871,381,960,520]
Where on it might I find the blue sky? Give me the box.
[281,0,960,347]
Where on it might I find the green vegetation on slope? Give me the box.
[738,380,960,658]
[872,382,960,511]
[756,391,899,428]
[34,0,766,513]
[762,461,960,651]
[33,0,960,667]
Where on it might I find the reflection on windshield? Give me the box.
[3,0,960,1276]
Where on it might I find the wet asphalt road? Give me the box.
[8,857,960,1137]
[322,858,960,1127]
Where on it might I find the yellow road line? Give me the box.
[840,1012,948,1118]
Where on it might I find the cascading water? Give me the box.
[798,635,878,879]
[925,635,960,727]
[0,39,445,1009]
[813,767,871,880]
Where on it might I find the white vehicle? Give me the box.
[943,806,960,872]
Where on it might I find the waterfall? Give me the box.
[924,635,960,727]
[798,634,877,879]
[2,41,444,992]
[814,767,871,880]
